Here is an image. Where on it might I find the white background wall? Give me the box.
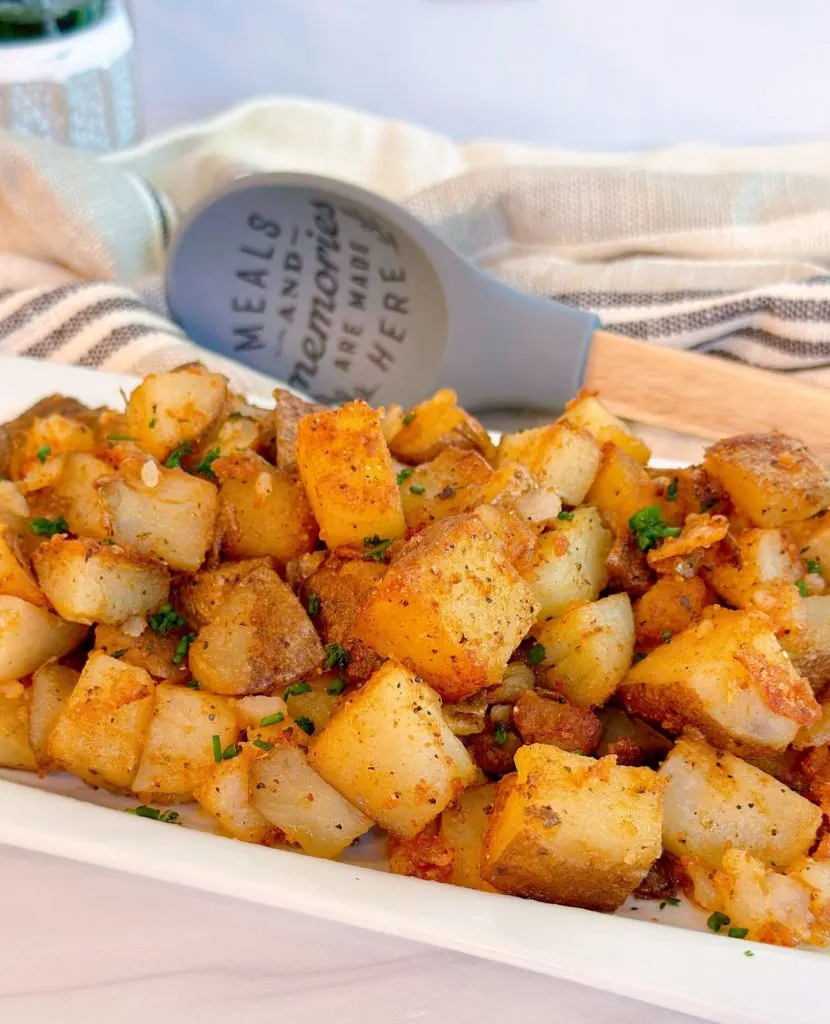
[130,0,830,150]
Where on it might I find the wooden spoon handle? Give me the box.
[584,331,830,464]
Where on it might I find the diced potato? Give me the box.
[481,744,663,910]
[585,443,661,535]
[646,512,729,574]
[93,622,188,682]
[594,706,672,765]
[0,683,37,770]
[704,433,830,527]
[48,653,155,790]
[189,563,323,695]
[785,595,830,691]
[0,595,87,683]
[793,694,830,750]
[251,744,373,858]
[708,528,802,630]
[388,822,454,882]
[308,661,476,838]
[33,536,170,625]
[194,744,279,844]
[798,516,830,584]
[0,522,45,606]
[131,683,238,801]
[660,736,821,869]
[271,388,325,476]
[295,400,404,549]
[284,674,342,734]
[215,451,318,566]
[439,783,498,892]
[529,506,611,622]
[9,414,94,480]
[353,508,537,701]
[535,593,634,707]
[52,452,114,540]
[559,393,651,465]
[176,557,272,628]
[619,608,820,756]
[0,480,30,537]
[29,662,78,767]
[200,409,263,458]
[497,421,601,506]
[388,388,497,466]
[633,575,709,646]
[126,365,228,460]
[400,449,493,531]
[98,458,218,572]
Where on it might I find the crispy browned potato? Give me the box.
[529,507,612,622]
[271,388,325,475]
[388,388,497,466]
[511,690,602,753]
[559,393,651,465]
[439,783,498,892]
[194,743,283,845]
[175,557,273,628]
[29,662,79,768]
[189,562,324,695]
[704,433,830,527]
[8,413,95,481]
[633,575,709,647]
[93,623,189,682]
[353,507,538,701]
[0,522,45,606]
[51,451,114,540]
[481,744,664,911]
[296,400,405,549]
[497,421,601,506]
[399,448,493,531]
[0,595,87,683]
[585,443,662,535]
[33,536,170,625]
[214,451,318,566]
[619,607,820,756]
[0,683,37,771]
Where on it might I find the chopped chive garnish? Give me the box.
[107,433,139,442]
[212,734,222,762]
[362,535,393,562]
[222,742,240,760]
[409,483,426,495]
[707,911,731,933]
[148,603,185,633]
[125,805,180,823]
[29,515,69,537]
[284,681,311,698]
[323,642,351,669]
[259,712,285,726]
[796,579,809,598]
[527,642,546,666]
[327,676,347,696]
[628,506,682,552]
[805,557,822,575]
[111,648,128,659]
[253,737,273,751]
[189,447,220,479]
[172,632,195,665]
[557,510,574,521]
[396,468,413,485]
[35,445,51,463]
[307,592,320,616]
[185,679,200,689]
[493,722,509,745]
[295,715,315,735]
[164,441,192,469]
[666,477,679,502]
[728,927,749,939]
[402,413,416,425]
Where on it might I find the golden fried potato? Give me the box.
[194,744,281,844]
[0,522,45,606]
[175,557,272,628]
[399,448,493,532]
[529,506,611,622]
[481,745,663,911]
[388,388,497,466]
[308,661,475,838]
[51,451,114,540]
[48,652,155,790]
[439,783,498,892]
[29,662,78,768]
[0,596,87,683]
[126,365,227,461]
[271,388,325,475]
[633,575,709,646]
[353,507,537,701]
[559,392,650,465]
[0,683,37,771]
[9,413,94,481]
[295,400,404,549]
[619,608,820,756]
[497,421,601,506]
[585,443,661,535]
[93,622,189,682]
[33,536,170,625]
[704,433,830,527]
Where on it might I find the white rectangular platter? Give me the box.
[0,356,827,1024]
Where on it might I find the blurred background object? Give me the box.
[0,0,138,152]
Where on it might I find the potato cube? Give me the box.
[271,388,326,476]
[529,506,611,622]
[176,557,272,628]
[798,517,830,584]
[481,744,663,910]
[93,623,188,682]
[0,596,86,683]
[784,594,830,692]
[131,683,238,801]
[535,593,634,707]
[29,662,78,767]
[585,443,661,535]
[215,451,318,565]
[400,448,493,531]
[388,389,496,466]
[704,433,830,527]
[309,661,476,838]
[497,421,601,506]
[439,783,498,892]
[48,653,155,790]
[619,608,820,756]
[194,744,280,844]
[33,536,170,625]
[52,452,114,540]
[9,413,94,480]
[0,683,37,771]
[353,508,537,701]
[660,736,821,869]
[99,459,218,571]
[559,393,651,465]
[633,575,709,647]
[0,522,45,606]
[189,563,323,695]
[126,365,227,460]
[251,744,373,858]
[295,400,404,549]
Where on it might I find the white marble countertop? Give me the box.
[0,843,706,1024]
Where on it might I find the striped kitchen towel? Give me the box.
[5,96,830,403]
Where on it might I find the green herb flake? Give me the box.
[527,642,546,666]
[307,592,320,616]
[284,681,312,699]
[805,557,822,575]
[666,477,679,502]
[324,642,351,669]
[29,515,69,537]
[185,679,200,689]
[35,445,51,464]
[260,712,285,727]
[148,417,156,429]
[212,734,222,762]
[633,652,647,663]
[396,468,414,486]
[227,411,243,420]
[190,447,221,479]
[327,676,348,696]
[222,742,240,760]
[628,505,683,552]
[493,722,509,745]
[700,497,718,513]
[362,534,394,562]
[148,603,185,634]
[295,715,315,735]
[744,950,754,957]
[172,632,195,665]
[402,413,416,426]
[557,510,574,521]
[111,648,129,659]
[707,911,731,933]
[409,483,426,495]
[661,629,673,644]
[107,433,139,442]
[796,579,809,598]
[125,805,180,823]
[253,737,274,751]
[728,927,749,939]
[164,441,193,469]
